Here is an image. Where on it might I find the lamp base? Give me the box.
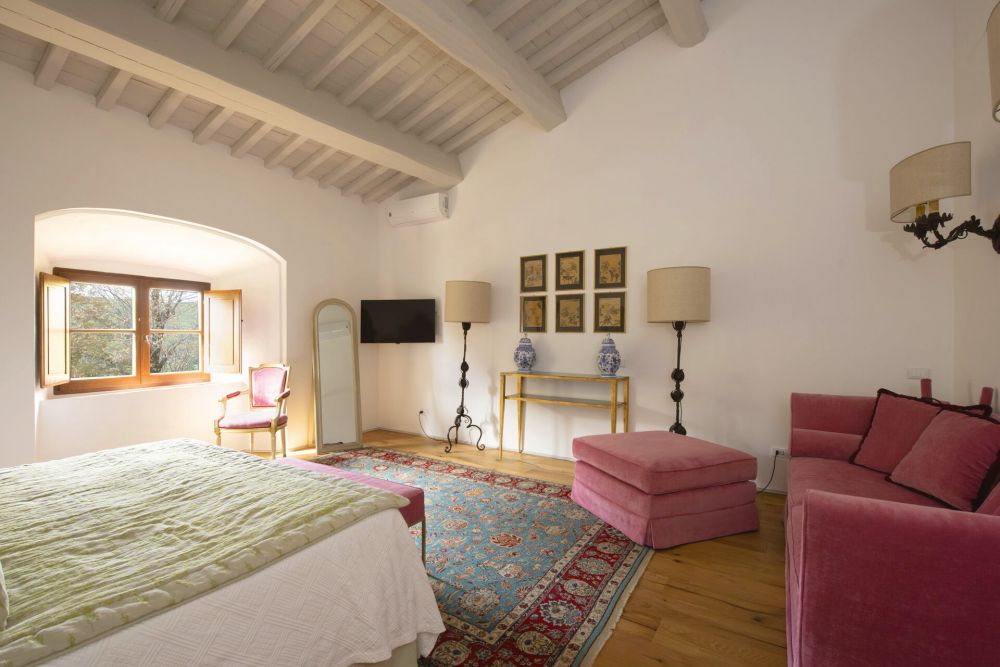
[444,321,485,454]
[669,422,687,436]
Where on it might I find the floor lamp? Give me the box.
[444,280,491,453]
[647,267,711,435]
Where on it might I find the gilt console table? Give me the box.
[498,371,629,459]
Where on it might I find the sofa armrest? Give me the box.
[789,393,874,460]
[793,490,1000,667]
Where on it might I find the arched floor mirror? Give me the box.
[313,299,362,453]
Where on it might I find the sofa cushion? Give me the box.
[890,410,1000,511]
[572,431,756,494]
[851,389,941,473]
[788,457,946,511]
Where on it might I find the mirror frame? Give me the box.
[312,298,363,454]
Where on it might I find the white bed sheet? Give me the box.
[47,510,443,666]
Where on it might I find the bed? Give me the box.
[0,440,443,667]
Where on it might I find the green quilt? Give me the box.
[0,439,405,666]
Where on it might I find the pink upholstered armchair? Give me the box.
[215,364,290,459]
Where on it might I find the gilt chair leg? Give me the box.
[249,432,254,453]
[281,428,287,458]
[215,430,221,446]
[270,431,277,460]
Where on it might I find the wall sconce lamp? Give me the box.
[988,1,1000,121]
[889,141,1000,254]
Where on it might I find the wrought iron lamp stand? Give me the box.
[669,321,687,435]
[446,322,485,453]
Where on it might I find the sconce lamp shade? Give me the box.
[647,267,710,323]
[989,2,1000,121]
[445,281,491,323]
[889,142,971,223]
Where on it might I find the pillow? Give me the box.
[851,390,941,473]
[0,559,7,630]
[890,410,1000,511]
[978,476,1000,516]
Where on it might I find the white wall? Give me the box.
[952,0,1000,407]
[375,0,958,489]
[0,63,379,467]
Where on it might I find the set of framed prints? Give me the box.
[518,247,626,333]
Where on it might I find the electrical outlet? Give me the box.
[774,447,789,458]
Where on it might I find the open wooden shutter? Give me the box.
[204,290,242,373]
[38,272,70,387]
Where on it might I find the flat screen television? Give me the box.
[360,299,435,343]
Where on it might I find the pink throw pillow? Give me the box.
[979,481,1000,516]
[891,410,1000,511]
[851,390,941,473]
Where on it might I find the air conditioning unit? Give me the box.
[387,192,449,227]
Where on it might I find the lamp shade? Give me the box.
[889,142,971,223]
[989,2,1000,121]
[444,281,491,323]
[647,267,710,323]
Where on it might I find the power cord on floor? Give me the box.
[758,451,778,495]
[417,410,433,440]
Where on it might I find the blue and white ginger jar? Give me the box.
[597,335,621,377]
[514,335,537,372]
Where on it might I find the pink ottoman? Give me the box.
[571,431,759,548]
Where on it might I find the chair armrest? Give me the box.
[216,389,248,421]
[793,490,1000,667]
[274,389,291,420]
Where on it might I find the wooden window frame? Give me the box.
[54,268,211,395]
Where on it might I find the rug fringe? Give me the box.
[578,548,653,667]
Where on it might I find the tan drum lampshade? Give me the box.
[647,267,710,323]
[444,281,491,323]
[989,2,1000,121]
[889,142,971,223]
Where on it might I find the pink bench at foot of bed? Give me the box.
[278,458,427,561]
[571,431,759,549]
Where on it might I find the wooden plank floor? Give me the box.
[344,429,789,667]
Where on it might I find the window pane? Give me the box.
[70,332,135,379]
[149,333,201,374]
[150,289,200,330]
[69,283,135,330]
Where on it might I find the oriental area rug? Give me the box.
[314,449,651,667]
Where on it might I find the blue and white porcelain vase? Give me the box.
[597,335,621,377]
[514,335,537,372]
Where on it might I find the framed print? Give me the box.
[520,295,547,332]
[594,292,626,333]
[555,250,584,291]
[555,294,584,332]
[594,246,627,289]
[520,254,547,293]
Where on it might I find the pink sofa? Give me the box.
[785,393,1000,667]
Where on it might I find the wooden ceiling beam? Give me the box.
[546,5,662,88]
[370,52,448,121]
[367,173,414,203]
[320,155,364,188]
[485,0,532,30]
[304,6,389,90]
[263,0,339,71]
[264,133,307,167]
[193,106,233,144]
[658,0,707,47]
[148,88,186,128]
[95,66,131,109]
[508,0,587,51]
[1,0,463,188]
[442,101,513,153]
[421,85,494,143]
[529,0,632,70]
[154,0,186,23]
[214,0,265,49]
[343,164,388,197]
[376,0,566,130]
[356,167,396,198]
[293,145,336,179]
[231,119,273,157]
[340,32,421,106]
[397,70,476,133]
[33,42,67,89]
